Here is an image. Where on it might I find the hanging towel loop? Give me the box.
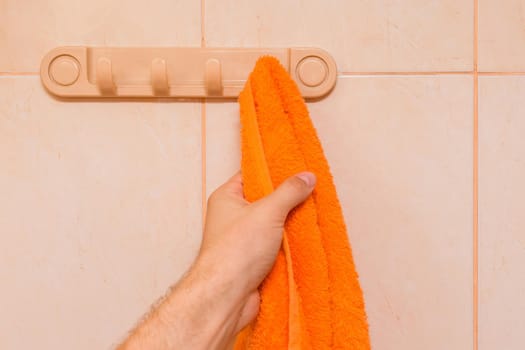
[234,56,370,350]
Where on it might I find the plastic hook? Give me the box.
[205,58,223,96]
[96,57,116,94]
[151,58,169,95]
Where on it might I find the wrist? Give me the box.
[158,257,246,349]
[192,251,251,304]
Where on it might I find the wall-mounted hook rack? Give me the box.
[40,47,337,99]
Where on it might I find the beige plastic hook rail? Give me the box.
[40,47,337,99]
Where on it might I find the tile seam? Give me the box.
[3,72,525,77]
[201,0,207,225]
[473,0,479,348]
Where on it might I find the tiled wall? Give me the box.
[1,0,524,349]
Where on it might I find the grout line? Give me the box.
[339,71,474,76]
[200,0,206,48]
[473,72,479,350]
[1,71,524,79]
[339,71,525,77]
[4,71,524,77]
[478,72,525,76]
[201,100,207,225]
[0,72,39,76]
[201,0,207,226]
[473,0,479,348]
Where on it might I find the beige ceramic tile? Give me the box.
[205,0,473,72]
[205,76,473,349]
[479,77,525,350]
[0,0,201,72]
[0,77,202,349]
[479,0,525,71]
[309,76,473,349]
[205,102,241,197]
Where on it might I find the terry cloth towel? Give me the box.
[234,56,370,350]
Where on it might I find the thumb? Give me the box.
[256,172,316,220]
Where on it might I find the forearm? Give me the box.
[117,258,244,350]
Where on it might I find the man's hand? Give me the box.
[117,171,316,350]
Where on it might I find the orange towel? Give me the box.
[234,56,370,350]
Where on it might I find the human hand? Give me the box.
[197,171,316,335]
